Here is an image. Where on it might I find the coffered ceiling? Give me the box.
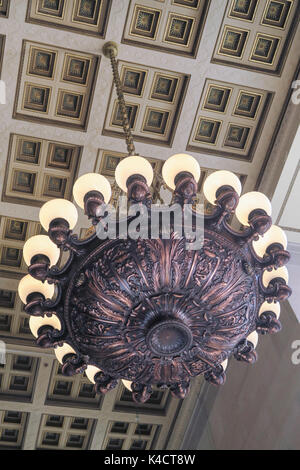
[0,0,299,450]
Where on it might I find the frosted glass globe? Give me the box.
[23,235,60,266]
[247,331,258,349]
[262,266,289,288]
[252,225,287,258]
[221,359,228,371]
[54,343,76,364]
[86,365,102,384]
[162,153,201,190]
[39,199,78,231]
[73,173,111,208]
[18,275,55,304]
[122,379,132,391]
[236,192,272,226]
[115,155,153,192]
[29,314,61,338]
[203,170,241,205]
[259,301,280,319]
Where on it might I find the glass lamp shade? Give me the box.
[39,199,78,231]
[86,365,102,384]
[262,266,288,288]
[203,170,242,205]
[162,153,201,190]
[54,343,76,364]
[115,155,154,192]
[23,235,60,266]
[247,331,258,349]
[252,225,287,258]
[73,173,112,208]
[235,192,272,226]
[18,275,55,304]
[122,379,132,391]
[221,359,228,371]
[259,301,280,319]
[29,314,61,338]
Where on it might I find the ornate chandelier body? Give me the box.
[18,43,292,403]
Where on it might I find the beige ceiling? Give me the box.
[0,0,299,450]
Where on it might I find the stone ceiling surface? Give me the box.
[0,0,299,450]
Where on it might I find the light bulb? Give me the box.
[86,365,102,384]
[73,173,111,208]
[162,153,201,190]
[23,235,60,266]
[247,331,258,349]
[259,301,280,319]
[54,343,76,364]
[122,379,132,391]
[115,155,153,192]
[39,199,78,231]
[262,266,288,288]
[29,314,61,338]
[18,275,55,304]
[252,225,287,258]
[235,192,272,226]
[203,170,241,205]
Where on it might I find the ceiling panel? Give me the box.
[26,0,111,37]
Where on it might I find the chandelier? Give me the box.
[18,42,292,403]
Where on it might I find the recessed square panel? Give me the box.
[42,175,67,198]
[233,91,262,118]
[62,54,91,85]
[111,101,138,129]
[164,14,194,46]
[4,219,28,241]
[228,0,258,21]
[1,247,22,268]
[56,90,84,119]
[203,85,232,113]
[16,138,41,164]
[28,47,56,78]
[120,66,147,96]
[23,83,51,113]
[250,34,280,64]
[194,118,221,144]
[99,152,123,177]
[106,438,124,450]
[72,0,102,25]
[42,432,60,446]
[0,0,10,18]
[129,5,161,39]
[0,289,16,308]
[218,26,249,57]
[142,108,169,135]
[172,0,199,8]
[151,74,179,102]
[37,0,65,17]
[12,170,36,193]
[224,124,250,149]
[14,41,99,129]
[262,0,292,28]
[46,415,64,428]
[46,143,73,169]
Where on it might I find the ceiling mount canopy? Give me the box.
[18,42,292,404]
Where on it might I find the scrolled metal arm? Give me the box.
[204,363,226,385]
[257,311,282,335]
[233,338,257,364]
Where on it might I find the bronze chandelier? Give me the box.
[18,42,292,403]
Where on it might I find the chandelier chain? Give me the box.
[109,50,136,156]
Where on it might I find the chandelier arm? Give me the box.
[107,47,136,156]
[258,274,292,302]
[248,241,291,269]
